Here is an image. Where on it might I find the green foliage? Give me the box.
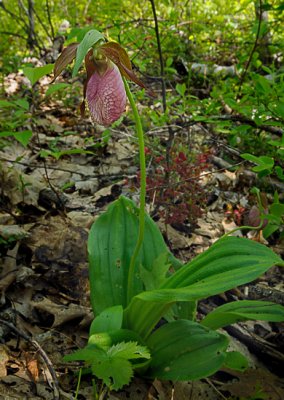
[263,193,284,239]
[23,64,54,85]
[87,196,180,314]
[0,98,32,148]
[146,320,228,380]
[223,351,249,372]
[2,2,284,393]
[65,195,284,389]
[201,300,284,330]
[72,29,104,77]
[64,341,150,390]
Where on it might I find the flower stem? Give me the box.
[123,77,146,305]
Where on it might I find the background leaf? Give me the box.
[23,64,54,85]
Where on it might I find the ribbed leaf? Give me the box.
[201,300,284,330]
[124,236,283,338]
[163,236,283,289]
[88,196,180,314]
[146,320,228,380]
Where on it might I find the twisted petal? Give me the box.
[86,63,126,126]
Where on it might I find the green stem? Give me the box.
[123,77,146,304]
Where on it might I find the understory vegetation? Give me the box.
[0,1,284,399]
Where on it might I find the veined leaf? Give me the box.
[146,320,228,380]
[124,236,283,338]
[108,341,150,360]
[72,29,104,77]
[91,353,133,390]
[88,196,181,314]
[65,341,149,391]
[201,300,284,330]
[139,252,171,291]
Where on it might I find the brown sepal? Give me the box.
[100,42,155,96]
[53,42,79,81]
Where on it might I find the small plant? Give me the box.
[141,147,209,225]
[0,98,32,148]
[51,28,284,396]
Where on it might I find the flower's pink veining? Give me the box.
[86,64,126,126]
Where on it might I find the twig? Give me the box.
[237,0,263,98]
[217,114,283,137]
[45,0,55,41]
[35,132,66,212]
[149,0,166,112]
[0,31,27,39]
[205,378,228,400]
[0,318,60,400]
[0,0,29,31]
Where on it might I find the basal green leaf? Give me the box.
[89,305,123,335]
[223,351,248,372]
[146,320,228,380]
[0,100,14,108]
[201,300,284,330]
[72,29,104,77]
[88,196,180,314]
[124,236,283,338]
[14,99,30,110]
[139,252,170,291]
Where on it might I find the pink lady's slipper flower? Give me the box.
[53,34,148,127]
[86,62,126,126]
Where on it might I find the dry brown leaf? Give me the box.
[26,358,39,382]
[222,368,284,399]
[30,296,92,327]
[0,345,9,377]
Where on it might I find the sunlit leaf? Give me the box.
[23,64,54,85]
[72,29,104,77]
[201,300,284,330]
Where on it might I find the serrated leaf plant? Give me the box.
[56,29,284,394]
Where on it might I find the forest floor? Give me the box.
[0,70,284,400]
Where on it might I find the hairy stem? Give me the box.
[123,77,146,304]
